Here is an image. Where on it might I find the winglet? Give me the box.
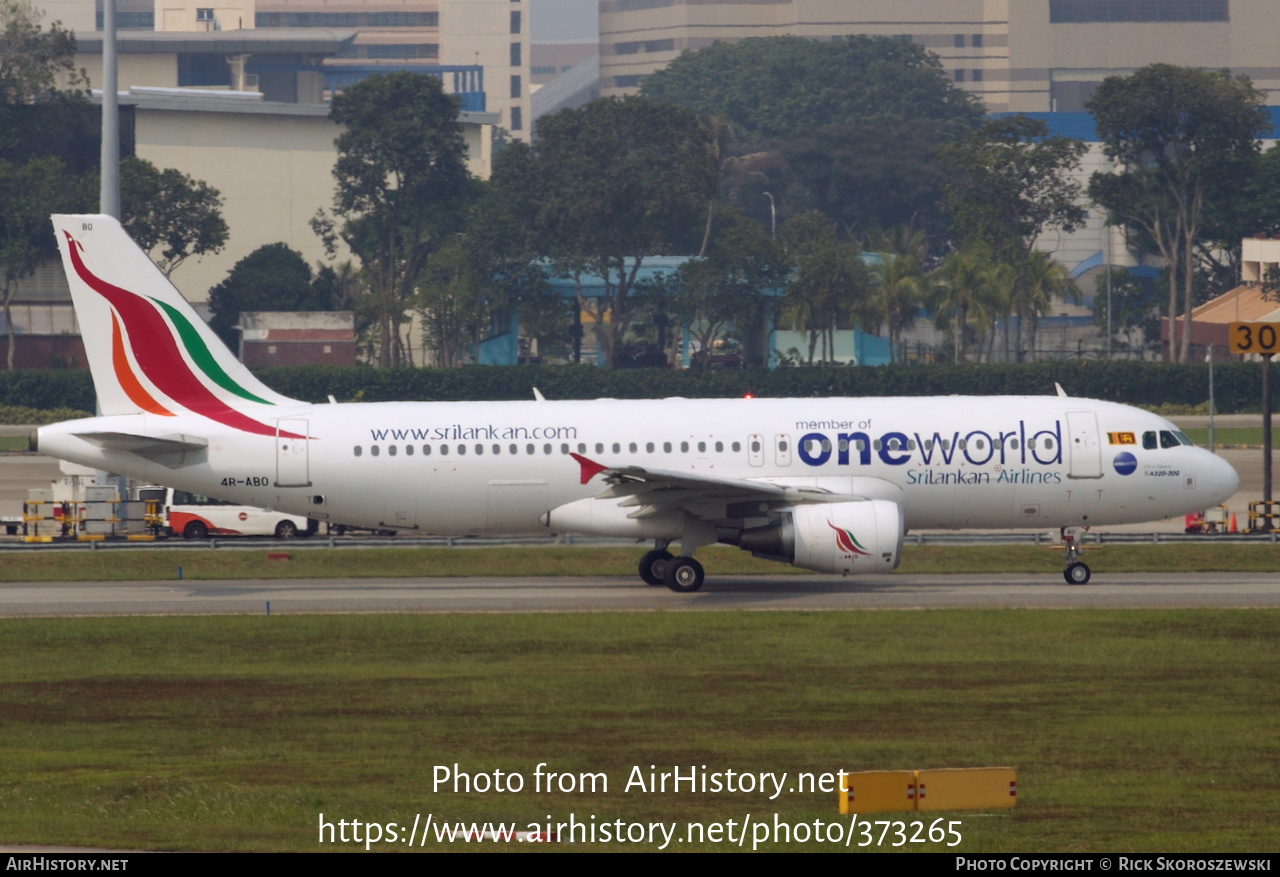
[570,452,608,485]
[1055,382,1068,398]
[533,387,546,402]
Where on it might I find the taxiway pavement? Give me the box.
[3,572,1279,615]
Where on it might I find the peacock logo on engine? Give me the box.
[827,520,871,558]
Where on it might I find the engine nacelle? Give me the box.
[737,500,904,575]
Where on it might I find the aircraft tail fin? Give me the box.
[52,214,301,430]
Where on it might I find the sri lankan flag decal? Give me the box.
[827,520,871,557]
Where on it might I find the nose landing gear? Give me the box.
[1061,526,1091,585]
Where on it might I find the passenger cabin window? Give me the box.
[354,446,362,457]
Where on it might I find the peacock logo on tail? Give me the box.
[63,231,303,439]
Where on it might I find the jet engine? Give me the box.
[733,500,904,575]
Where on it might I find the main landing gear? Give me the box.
[1061,526,1090,585]
[638,544,673,586]
[638,539,707,593]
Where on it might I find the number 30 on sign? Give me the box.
[1229,322,1280,355]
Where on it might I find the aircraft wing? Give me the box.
[570,452,886,525]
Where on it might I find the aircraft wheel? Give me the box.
[639,549,673,586]
[183,521,208,540]
[275,520,299,539]
[1064,561,1091,585]
[664,557,705,593]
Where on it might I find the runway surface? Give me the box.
[3,572,1279,615]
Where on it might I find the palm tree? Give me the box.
[1021,251,1079,361]
[867,226,930,364]
[870,254,925,364]
[930,246,1004,364]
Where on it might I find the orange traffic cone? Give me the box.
[1230,513,1238,533]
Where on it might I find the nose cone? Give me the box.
[1205,451,1240,506]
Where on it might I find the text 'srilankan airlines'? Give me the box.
[35,215,1239,591]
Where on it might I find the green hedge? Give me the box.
[3,361,1277,415]
[0,371,95,412]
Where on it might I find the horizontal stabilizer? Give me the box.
[75,431,209,467]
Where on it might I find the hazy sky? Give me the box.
[530,0,598,42]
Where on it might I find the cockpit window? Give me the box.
[1159,430,1179,449]
[1173,431,1194,446]
[1142,431,1157,450]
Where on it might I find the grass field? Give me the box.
[1,542,1277,583]
[0,610,1276,852]
[1181,427,1265,447]
[0,436,28,452]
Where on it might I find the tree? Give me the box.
[491,96,718,368]
[643,36,982,250]
[930,245,1008,364]
[313,72,478,368]
[939,115,1087,361]
[207,243,328,350]
[0,0,80,107]
[641,35,983,142]
[1195,142,1280,300]
[778,212,874,365]
[1087,65,1270,362]
[867,227,929,364]
[0,0,90,369]
[1020,250,1079,361]
[1093,268,1161,358]
[0,156,82,368]
[415,239,492,367]
[673,206,786,368]
[775,120,953,243]
[120,157,227,278]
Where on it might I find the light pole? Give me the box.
[762,192,775,239]
[1206,343,1215,454]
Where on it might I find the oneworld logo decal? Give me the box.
[1113,452,1138,476]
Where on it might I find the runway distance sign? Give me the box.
[1229,322,1280,355]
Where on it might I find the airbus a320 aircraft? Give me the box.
[33,214,1239,591]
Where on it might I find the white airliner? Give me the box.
[33,214,1239,590]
